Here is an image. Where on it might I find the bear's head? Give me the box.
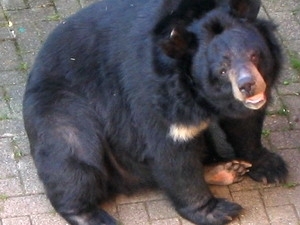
[193,13,272,114]
[160,0,281,118]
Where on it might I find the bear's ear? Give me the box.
[229,0,261,21]
[160,26,198,59]
[204,18,226,36]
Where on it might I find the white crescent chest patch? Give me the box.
[169,121,210,142]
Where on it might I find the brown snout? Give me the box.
[230,64,267,110]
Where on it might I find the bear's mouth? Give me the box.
[244,92,266,110]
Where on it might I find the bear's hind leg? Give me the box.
[28,109,118,225]
[37,145,117,225]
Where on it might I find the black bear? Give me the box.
[23,0,287,224]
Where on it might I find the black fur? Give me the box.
[23,0,287,224]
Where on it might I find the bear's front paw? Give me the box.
[205,198,242,225]
[248,149,288,184]
[180,198,242,225]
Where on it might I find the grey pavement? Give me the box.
[0,0,300,224]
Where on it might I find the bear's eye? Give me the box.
[220,69,227,75]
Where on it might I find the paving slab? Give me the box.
[0,0,27,10]
[232,190,270,225]
[2,216,31,225]
[0,40,20,71]
[118,203,150,225]
[266,205,299,225]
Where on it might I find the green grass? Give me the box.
[0,114,10,121]
[290,52,300,74]
[277,105,289,116]
[283,182,299,188]
[282,80,290,85]
[18,62,29,72]
[0,194,8,201]
[261,129,271,137]
[47,14,61,21]
[267,105,290,116]
[12,139,24,161]
[13,150,23,161]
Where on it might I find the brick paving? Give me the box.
[0,0,299,224]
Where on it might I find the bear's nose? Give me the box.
[238,76,255,97]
